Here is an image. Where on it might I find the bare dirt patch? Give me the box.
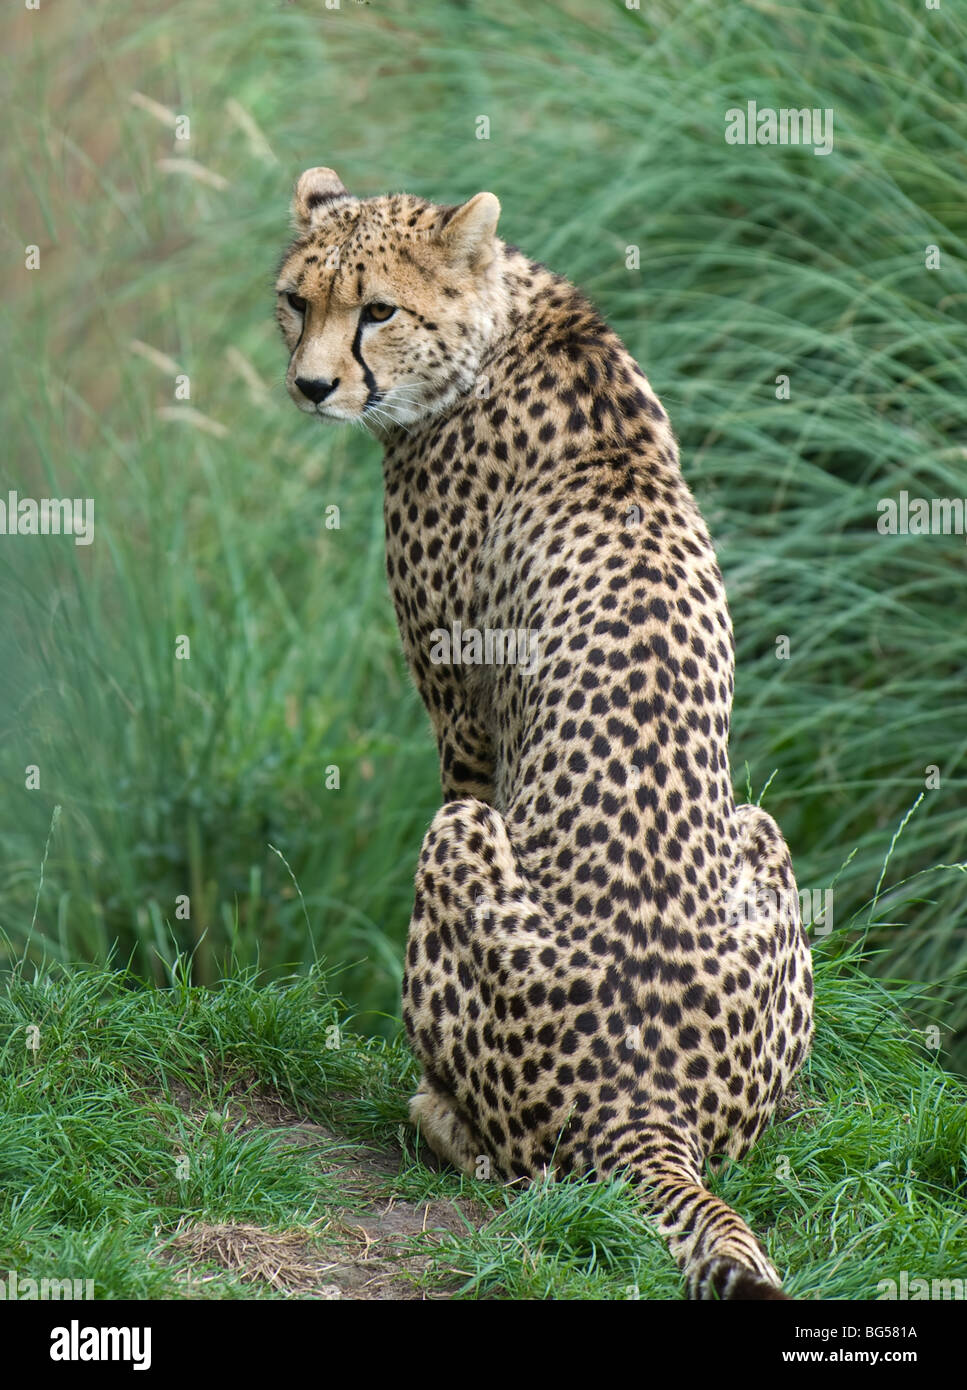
[164,1198,475,1301]
[157,1082,480,1299]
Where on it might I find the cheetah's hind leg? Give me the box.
[409,1073,486,1178]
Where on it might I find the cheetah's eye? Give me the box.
[362,302,397,324]
[286,292,307,313]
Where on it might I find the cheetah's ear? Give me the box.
[292,167,352,226]
[435,191,501,271]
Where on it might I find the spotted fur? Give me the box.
[277,168,814,1300]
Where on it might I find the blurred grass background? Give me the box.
[2,0,966,1055]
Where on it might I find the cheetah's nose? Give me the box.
[295,376,339,404]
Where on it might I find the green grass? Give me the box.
[2,0,967,1062]
[0,931,964,1300]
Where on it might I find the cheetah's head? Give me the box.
[276,168,507,430]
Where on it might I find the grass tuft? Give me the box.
[0,922,964,1299]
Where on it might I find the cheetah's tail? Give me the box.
[688,1255,790,1301]
[658,1178,789,1300]
[628,1129,790,1300]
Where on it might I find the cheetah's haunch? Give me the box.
[277,168,814,1300]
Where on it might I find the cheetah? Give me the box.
[276,167,814,1300]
